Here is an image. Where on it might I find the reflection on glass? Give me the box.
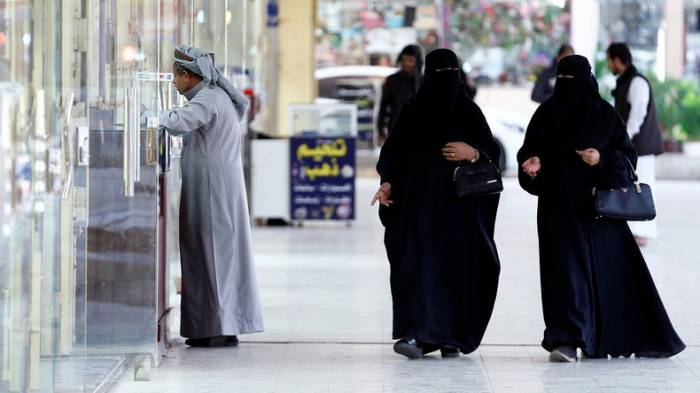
[0,0,261,391]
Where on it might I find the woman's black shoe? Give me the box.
[393,339,424,359]
[440,345,460,358]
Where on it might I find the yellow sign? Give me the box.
[296,139,347,162]
[304,159,340,181]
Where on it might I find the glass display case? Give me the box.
[288,104,358,137]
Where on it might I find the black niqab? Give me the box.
[417,49,462,112]
[553,55,598,122]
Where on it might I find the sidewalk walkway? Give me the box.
[113,178,700,393]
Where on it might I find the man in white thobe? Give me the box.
[159,46,264,347]
[607,42,664,246]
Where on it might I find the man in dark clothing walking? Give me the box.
[607,42,664,246]
[531,44,574,104]
[377,45,423,145]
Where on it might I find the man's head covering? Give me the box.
[553,55,599,120]
[417,48,463,111]
[174,45,249,118]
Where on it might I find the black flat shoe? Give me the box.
[440,345,460,358]
[393,339,424,359]
[224,336,239,347]
[185,336,228,347]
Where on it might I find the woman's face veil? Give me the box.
[418,49,462,110]
[553,55,598,118]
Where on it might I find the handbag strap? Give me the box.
[592,155,643,195]
[453,149,501,181]
[622,156,643,193]
[461,149,499,169]
[623,156,638,181]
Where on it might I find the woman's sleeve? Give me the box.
[517,106,546,195]
[376,79,393,138]
[376,102,412,186]
[466,103,501,166]
[597,111,638,187]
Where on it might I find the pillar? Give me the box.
[570,0,601,68]
[664,0,685,79]
[276,0,316,136]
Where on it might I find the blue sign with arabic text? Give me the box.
[290,137,356,221]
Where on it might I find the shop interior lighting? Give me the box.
[123,45,137,62]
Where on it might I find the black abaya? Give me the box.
[377,49,501,354]
[517,65,685,357]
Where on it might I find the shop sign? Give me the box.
[290,137,355,221]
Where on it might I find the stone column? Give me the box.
[570,0,601,68]
[276,0,316,136]
[664,0,685,79]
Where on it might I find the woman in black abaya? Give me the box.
[372,49,502,359]
[518,55,685,362]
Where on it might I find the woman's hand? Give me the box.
[576,148,601,166]
[442,142,477,162]
[522,156,541,178]
[371,183,393,207]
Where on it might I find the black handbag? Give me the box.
[453,153,503,198]
[593,158,656,221]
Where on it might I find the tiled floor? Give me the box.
[112,178,700,393]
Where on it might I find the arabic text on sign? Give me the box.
[296,139,348,162]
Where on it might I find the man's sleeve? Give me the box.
[159,94,215,135]
[625,76,650,138]
[376,80,392,138]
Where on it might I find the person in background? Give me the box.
[377,45,423,145]
[531,44,575,104]
[420,30,440,54]
[518,55,684,362]
[607,42,664,247]
[159,46,264,347]
[458,57,478,100]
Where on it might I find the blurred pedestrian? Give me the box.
[373,49,502,360]
[518,55,684,362]
[377,45,423,145]
[531,44,574,104]
[458,57,478,100]
[160,46,264,347]
[607,42,664,246]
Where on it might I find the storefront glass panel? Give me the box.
[0,0,260,391]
